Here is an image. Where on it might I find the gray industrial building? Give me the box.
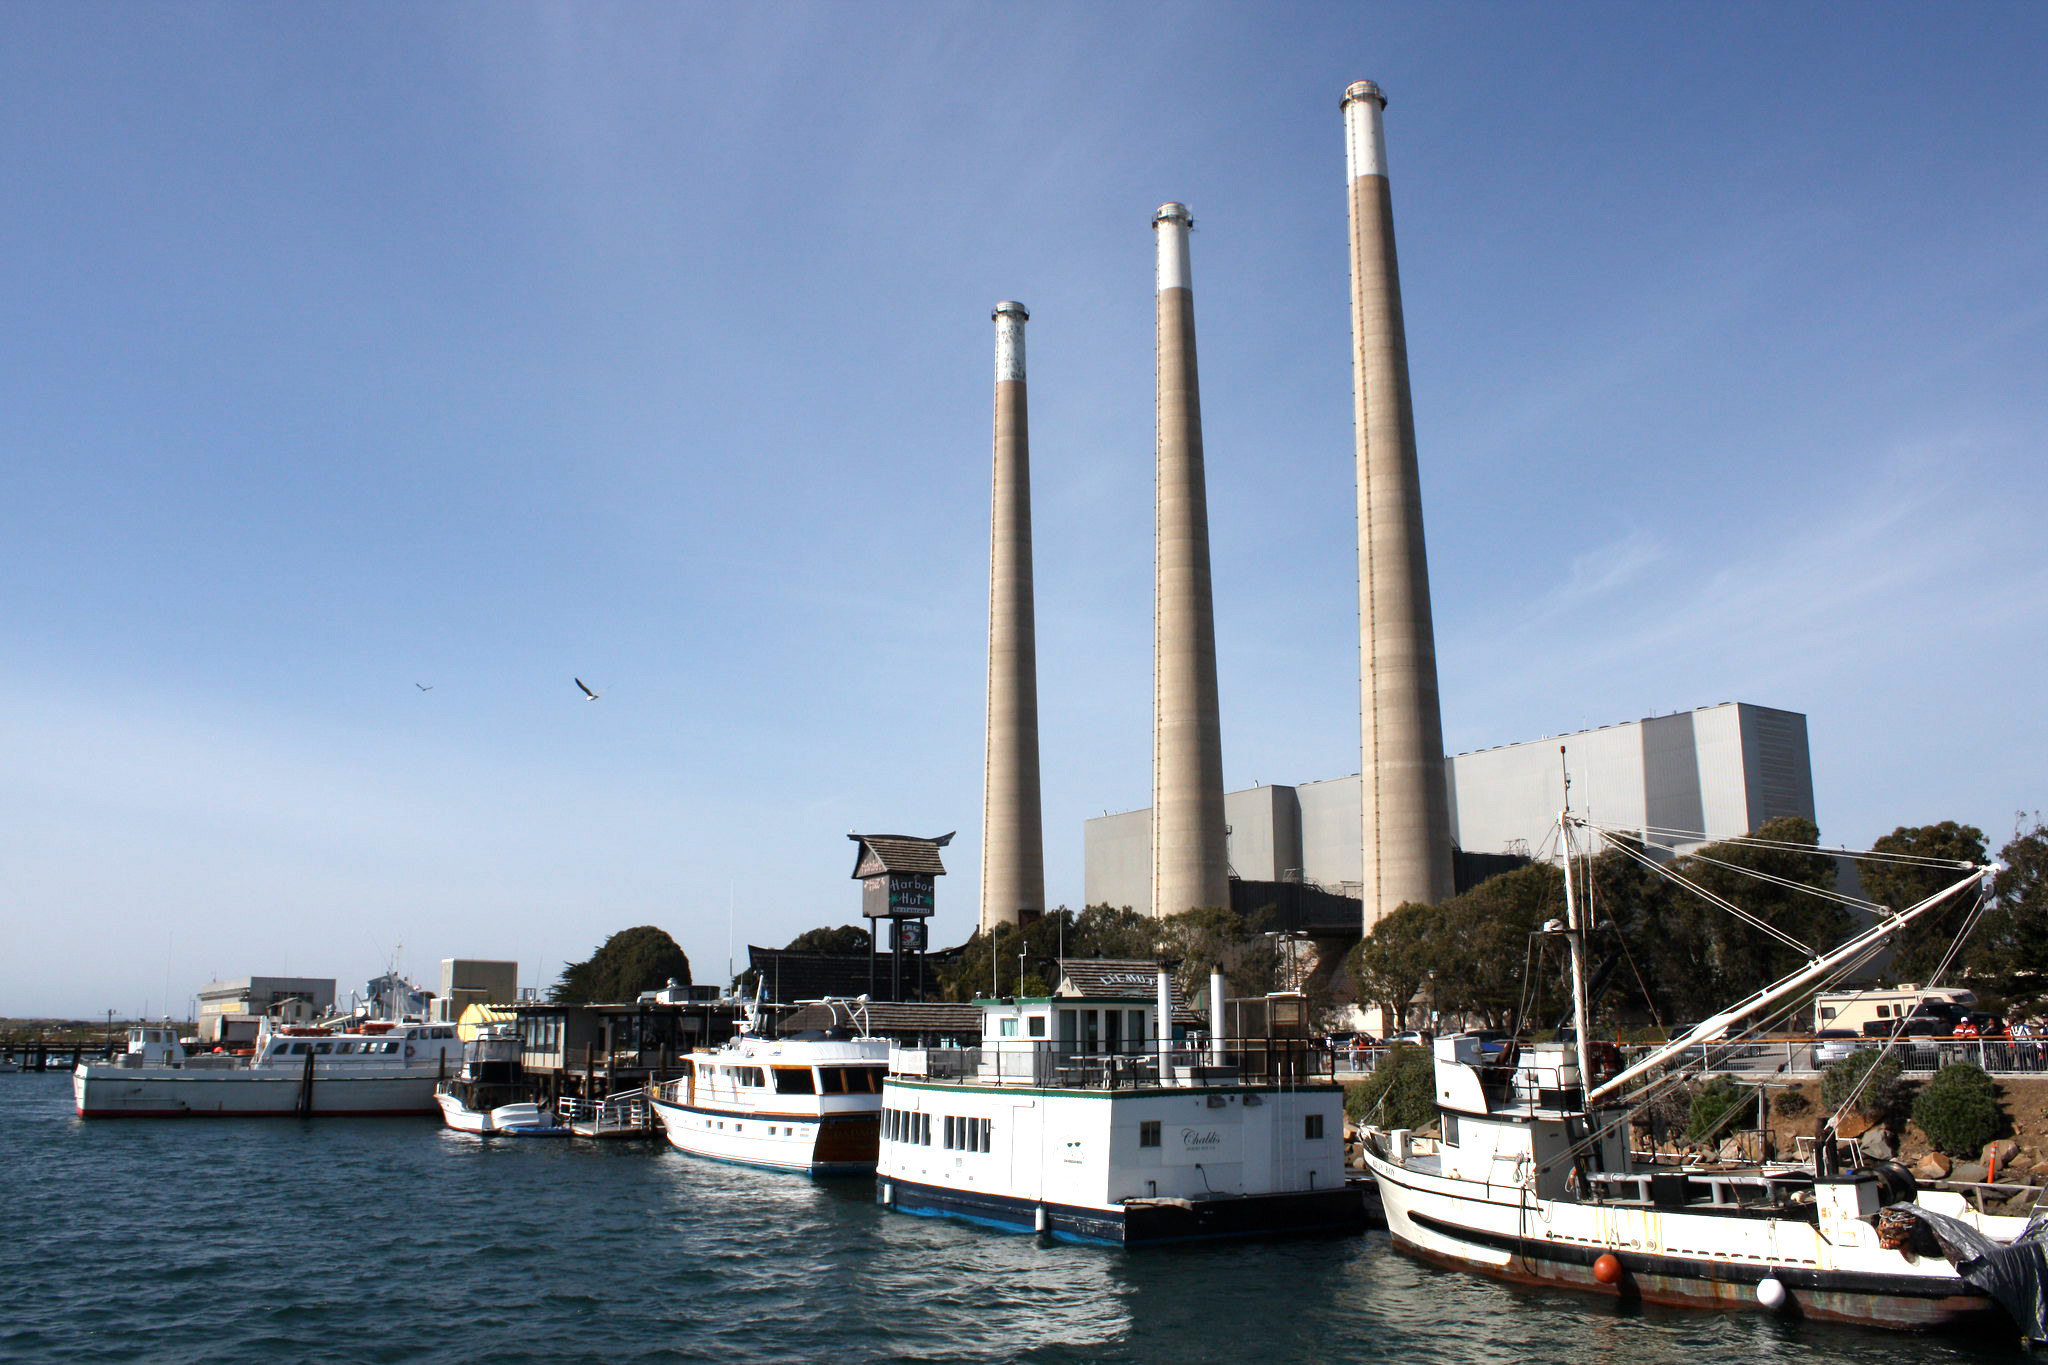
[434,958,520,1024]
[195,975,337,1044]
[1083,702,1815,918]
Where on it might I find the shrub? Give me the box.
[1346,1044,1436,1131]
[1774,1089,1813,1119]
[1913,1062,2005,1159]
[1821,1050,1906,1124]
[1687,1077,1747,1141]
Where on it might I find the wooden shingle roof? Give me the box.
[848,832,954,879]
[1054,959,1205,1025]
[781,1000,981,1038]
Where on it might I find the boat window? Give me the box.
[1139,1121,1160,1148]
[1441,1113,1459,1146]
[1000,1019,1018,1038]
[287,1043,310,1055]
[920,1113,931,1146]
[944,1115,956,1148]
[774,1067,816,1094]
[818,1067,844,1094]
[335,1042,355,1054]
[1028,1015,1045,1038]
[1304,1113,1324,1140]
[313,1042,334,1055]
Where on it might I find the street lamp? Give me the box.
[1427,969,1439,1035]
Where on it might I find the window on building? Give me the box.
[1304,1114,1324,1140]
[1139,1121,1161,1148]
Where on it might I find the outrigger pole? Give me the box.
[1584,824,1993,1106]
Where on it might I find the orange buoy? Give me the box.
[1593,1253,1623,1285]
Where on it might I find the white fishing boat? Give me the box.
[434,1024,568,1136]
[74,1020,463,1118]
[1362,809,2042,1334]
[876,960,1363,1244]
[649,999,887,1174]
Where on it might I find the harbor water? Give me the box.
[0,1074,2027,1363]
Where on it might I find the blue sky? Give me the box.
[4,4,2044,1018]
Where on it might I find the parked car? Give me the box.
[1812,1031,1868,1066]
[1389,1031,1432,1047]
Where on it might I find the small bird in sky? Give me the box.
[575,678,602,701]
[416,683,433,692]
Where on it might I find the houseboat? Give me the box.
[876,960,1364,1244]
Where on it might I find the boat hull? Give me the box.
[649,1095,878,1174]
[435,1092,568,1137]
[1366,1149,2009,1332]
[882,1174,1366,1246]
[75,1065,440,1118]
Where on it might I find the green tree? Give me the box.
[1070,903,1160,960]
[1686,1076,1748,1142]
[1856,822,1988,985]
[1587,835,1685,1024]
[1658,816,1844,1021]
[1349,901,1439,1032]
[1157,905,1280,1002]
[1820,1049,1906,1125]
[551,926,692,1004]
[784,924,872,954]
[1913,1062,2005,1158]
[1346,1044,1436,1130]
[1974,818,2048,1011]
[1431,861,1567,1029]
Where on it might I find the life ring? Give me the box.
[404,1044,416,1059]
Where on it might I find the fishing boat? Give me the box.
[876,960,1364,1244]
[435,1023,568,1136]
[648,998,888,1174]
[1360,809,2043,1333]
[74,1019,463,1117]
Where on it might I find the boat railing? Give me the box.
[557,1088,652,1134]
[890,1038,1334,1090]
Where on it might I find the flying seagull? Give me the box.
[575,678,602,701]
[416,683,433,692]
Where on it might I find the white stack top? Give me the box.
[1343,79,1389,181]
[993,300,1028,383]
[1153,202,1193,293]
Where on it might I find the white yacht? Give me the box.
[650,1002,888,1174]
[1363,811,2034,1334]
[876,960,1362,1244]
[75,1020,463,1118]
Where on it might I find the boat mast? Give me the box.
[1557,749,1593,1099]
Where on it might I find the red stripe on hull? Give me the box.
[77,1107,436,1119]
[1391,1231,2009,1333]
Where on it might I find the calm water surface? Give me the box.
[0,1073,2031,1363]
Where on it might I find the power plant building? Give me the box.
[1084,703,1816,916]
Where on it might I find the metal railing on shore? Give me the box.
[1319,1035,2048,1080]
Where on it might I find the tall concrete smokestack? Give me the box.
[979,300,1045,933]
[1151,203,1230,920]
[1344,81,1455,928]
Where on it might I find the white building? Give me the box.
[1083,703,1815,918]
